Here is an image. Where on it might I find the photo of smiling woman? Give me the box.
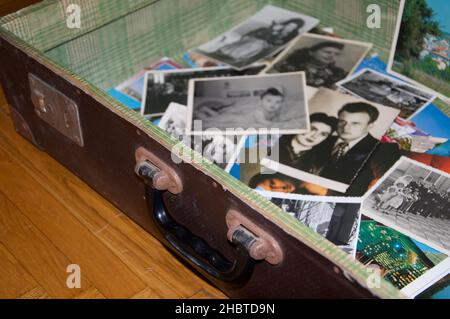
[264,33,372,88]
[271,113,337,174]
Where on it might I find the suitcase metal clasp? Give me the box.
[29,73,84,147]
[134,146,183,194]
[226,209,283,265]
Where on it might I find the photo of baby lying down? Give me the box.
[186,72,310,135]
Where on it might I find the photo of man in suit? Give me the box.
[319,102,380,185]
[260,88,400,194]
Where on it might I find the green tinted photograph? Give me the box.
[391,0,450,98]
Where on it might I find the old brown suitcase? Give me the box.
[0,0,405,298]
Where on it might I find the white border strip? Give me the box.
[260,157,349,193]
[257,189,362,203]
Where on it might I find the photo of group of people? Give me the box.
[363,157,450,254]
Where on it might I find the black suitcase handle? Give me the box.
[135,147,283,286]
[146,186,256,285]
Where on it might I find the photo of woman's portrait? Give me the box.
[270,112,337,174]
[264,33,372,88]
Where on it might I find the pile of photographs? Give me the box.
[108,3,449,299]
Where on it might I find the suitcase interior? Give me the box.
[0,0,406,298]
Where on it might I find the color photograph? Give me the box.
[356,217,448,291]
[415,274,450,299]
[388,0,450,99]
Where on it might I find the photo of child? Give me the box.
[186,72,310,135]
[252,87,284,125]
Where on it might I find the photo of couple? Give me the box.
[261,88,400,193]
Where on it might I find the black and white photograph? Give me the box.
[193,5,319,70]
[158,102,187,141]
[141,65,265,116]
[337,68,436,119]
[186,72,310,135]
[158,102,244,172]
[263,193,362,256]
[263,33,372,88]
[362,156,450,254]
[261,88,400,193]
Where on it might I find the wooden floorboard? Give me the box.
[0,191,92,298]
[0,81,226,300]
[0,241,37,298]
